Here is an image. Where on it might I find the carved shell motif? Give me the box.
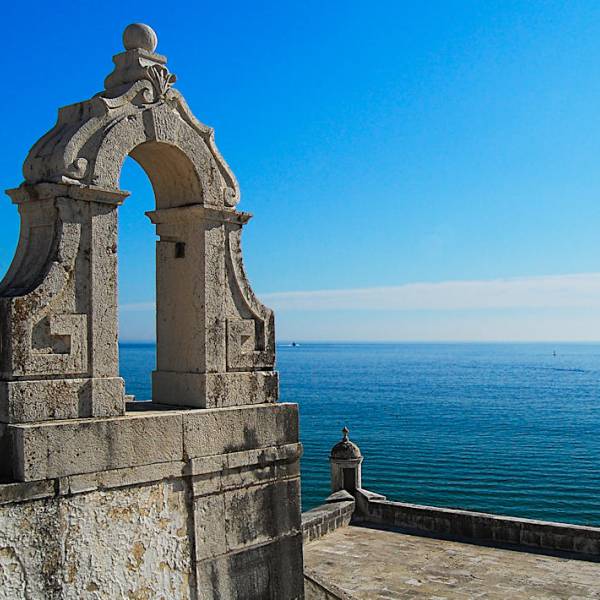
[147,65,177,99]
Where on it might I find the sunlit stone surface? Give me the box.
[0,23,303,600]
[304,523,600,599]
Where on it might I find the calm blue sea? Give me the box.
[119,342,600,526]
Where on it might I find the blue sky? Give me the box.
[2,1,600,340]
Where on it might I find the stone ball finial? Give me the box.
[123,23,158,52]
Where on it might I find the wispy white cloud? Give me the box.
[260,273,600,312]
[118,273,600,341]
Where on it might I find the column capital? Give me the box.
[6,183,129,205]
[146,204,252,225]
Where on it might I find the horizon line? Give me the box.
[118,339,600,345]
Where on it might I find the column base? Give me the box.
[152,370,278,408]
[0,377,125,424]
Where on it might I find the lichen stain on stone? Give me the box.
[130,541,146,570]
[0,480,193,599]
[65,562,77,584]
[127,587,152,600]
[107,505,136,521]
[0,546,29,600]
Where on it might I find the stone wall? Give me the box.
[0,403,305,600]
[304,569,358,600]
[0,479,193,599]
[355,489,600,559]
[301,493,355,544]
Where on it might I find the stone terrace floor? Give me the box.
[303,524,600,599]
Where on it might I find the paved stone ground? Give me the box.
[303,524,600,599]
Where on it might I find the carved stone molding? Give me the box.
[23,46,239,208]
[2,23,276,418]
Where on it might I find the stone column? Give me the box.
[147,205,279,408]
[0,184,127,425]
[330,427,363,493]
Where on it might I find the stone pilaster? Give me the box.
[0,184,127,424]
[148,205,278,408]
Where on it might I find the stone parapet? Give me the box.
[0,402,304,599]
[1,403,298,483]
[302,490,355,543]
[354,488,600,560]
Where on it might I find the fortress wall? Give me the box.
[354,489,600,560]
[301,496,355,544]
[0,404,305,600]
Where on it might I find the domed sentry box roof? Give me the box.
[330,427,362,461]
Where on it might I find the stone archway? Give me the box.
[0,24,276,423]
[0,26,304,599]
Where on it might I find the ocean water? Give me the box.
[119,342,600,526]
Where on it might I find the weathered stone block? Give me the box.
[9,412,183,481]
[0,377,125,424]
[0,480,55,506]
[195,534,304,600]
[194,478,301,562]
[189,442,302,497]
[224,478,301,551]
[193,492,228,561]
[183,403,299,459]
[152,370,278,408]
[59,460,186,496]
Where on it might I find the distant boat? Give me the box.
[291,342,299,347]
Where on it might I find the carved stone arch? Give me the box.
[0,27,276,424]
[127,140,206,210]
[88,98,231,209]
[24,85,238,209]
